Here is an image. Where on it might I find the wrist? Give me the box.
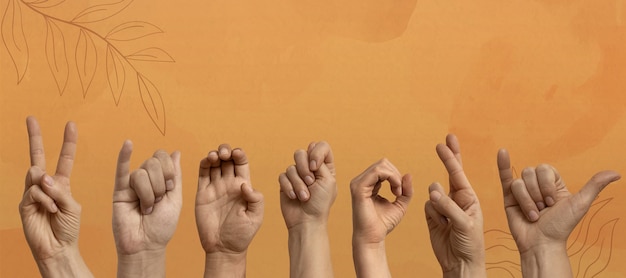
[36,246,93,278]
[204,251,247,278]
[352,240,389,278]
[442,260,486,278]
[520,243,572,278]
[288,222,333,278]
[117,249,166,278]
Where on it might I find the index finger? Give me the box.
[26,116,46,169]
[55,121,77,178]
[446,134,462,166]
[114,140,133,191]
[350,159,402,198]
[436,143,471,192]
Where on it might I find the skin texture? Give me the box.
[424,134,486,278]
[113,141,182,278]
[350,159,413,278]
[279,141,336,278]
[19,116,93,278]
[497,149,621,278]
[195,144,264,278]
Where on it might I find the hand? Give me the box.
[278,141,336,278]
[19,116,92,277]
[279,141,336,229]
[497,149,620,277]
[424,134,486,278]
[350,159,412,278]
[113,141,182,277]
[195,144,264,277]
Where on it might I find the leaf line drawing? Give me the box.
[1,0,174,135]
[484,198,620,278]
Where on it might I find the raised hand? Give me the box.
[350,159,413,278]
[113,141,182,278]
[424,134,486,278]
[279,141,336,278]
[497,149,620,277]
[19,116,92,277]
[195,144,264,278]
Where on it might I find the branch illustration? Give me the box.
[485,198,621,278]
[1,0,29,83]
[1,0,174,135]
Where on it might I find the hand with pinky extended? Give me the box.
[196,144,264,278]
[497,149,621,278]
[19,116,93,278]
[350,159,413,278]
[424,134,486,278]
[279,141,336,278]
[113,141,182,278]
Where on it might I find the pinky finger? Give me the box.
[24,185,58,213]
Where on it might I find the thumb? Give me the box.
[429,187,470,230]
[575,170,621,210]
[41,174,78,209]
[242,183,264,214]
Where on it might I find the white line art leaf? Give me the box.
[45,18,68,95]
[106,45,126,105]
[28,0,66,9]
[126,47,174,62]
[75,29,97,97]
[71,0,133,24]
[105,21,163,41]
[137,73,166,135]
[575,219,618,278]
[1,0,29,84]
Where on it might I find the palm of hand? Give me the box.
[506,181,574,253]
[113,194,181,254]
[281,176,336,229]
[21,177,80,259]
[430,188,483,268]
[354,196,404,244]
[197,177,260,253]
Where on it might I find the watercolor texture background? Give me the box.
[1,0,625,276]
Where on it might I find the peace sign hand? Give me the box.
[19,116,92,277]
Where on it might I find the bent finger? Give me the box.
[130,169,155,214]
[511,178,539,222]
[294,149,315,186]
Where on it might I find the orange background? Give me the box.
[2,0,626,277]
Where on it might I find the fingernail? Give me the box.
[166,180,174,190]
[528,210,539,221]
[536,201,545,210]
[430,191,442,201]
[220,148,228,156]
[288,191,297,200]
[545,197,555,206]
[310,160,317,171]
[304,176,314,185]
[298,190,309,200]
[44,175,55,186]
[144,207,153,215]
[155,196,163,203]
